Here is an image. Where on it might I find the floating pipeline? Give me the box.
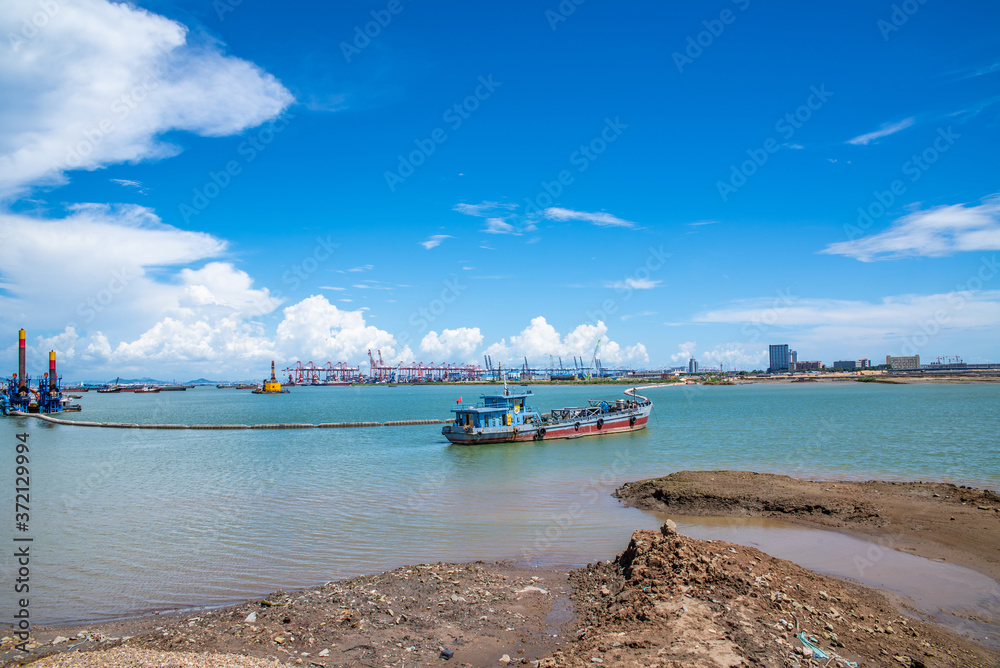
[10,412,452,429]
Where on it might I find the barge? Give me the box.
[442,383,652,445]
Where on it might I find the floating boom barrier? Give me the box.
[9,412,451,429]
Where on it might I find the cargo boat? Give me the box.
[442,384,652,445]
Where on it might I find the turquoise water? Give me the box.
[1,382,998,624]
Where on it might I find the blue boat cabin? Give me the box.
[452,390,535,429]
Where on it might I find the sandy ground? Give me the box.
[4,471,1000,667]
[3,562,569,668]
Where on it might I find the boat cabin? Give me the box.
[451,390,536,429]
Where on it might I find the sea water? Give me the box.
[1,382,998,623]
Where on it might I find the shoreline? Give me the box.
[614,471,1000,584]
[5,471,999,667]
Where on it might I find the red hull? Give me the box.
[444,414,650,445]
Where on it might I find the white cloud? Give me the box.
[111,315,274,364]
[670,341,697,364]
[620,310,657,322]
[0,0,294,199]
[453,201,537,235]
[695,291,1000,353]
[483,217,517,234]
[543,207,637,229]
[0,204,229,330]
[419,327,483,361]
[275,295,397,362]
[605,278,661,290]
[846,117,915,146]
[419,234,452,249]
[453,201,517,217]
[110,178,145,193]
[177,262,279,318]
[484,317,648,366]
[698,343,767,369]
[821,198,1000,261]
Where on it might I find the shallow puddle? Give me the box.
[656,514,1000,646]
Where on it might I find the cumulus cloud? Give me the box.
[670,341,697,364]
[846,117,915,146]
[821,198,1000,261]
[275,295,398,362]
[178,262,279,317]
[698,344,767,369]
[419,327,483,361]
[0,0,294,199]
[0,205,229,329]
[484,317,648,366]
[111,316,273,364]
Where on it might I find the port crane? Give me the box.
[591,339,603,377]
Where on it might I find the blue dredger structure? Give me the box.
[1,328,66,415]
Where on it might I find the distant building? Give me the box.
[790,350,798,370]
[768,344,791,373]
[833,360,857,371]
[688,358,698,374]
[796,361,823,371]
[857,358,870,369]
[886,354,920,370]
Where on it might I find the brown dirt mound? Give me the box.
[542,522,998,667]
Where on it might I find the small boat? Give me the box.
[97,378,121,393]
[442,382,652,445]
[134,385,161,393]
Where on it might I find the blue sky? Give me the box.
[1,0,999,379]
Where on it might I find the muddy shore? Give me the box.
[614,471,1000,584]
[4,471,1000,667]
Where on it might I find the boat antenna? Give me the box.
[503,368,509,396]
